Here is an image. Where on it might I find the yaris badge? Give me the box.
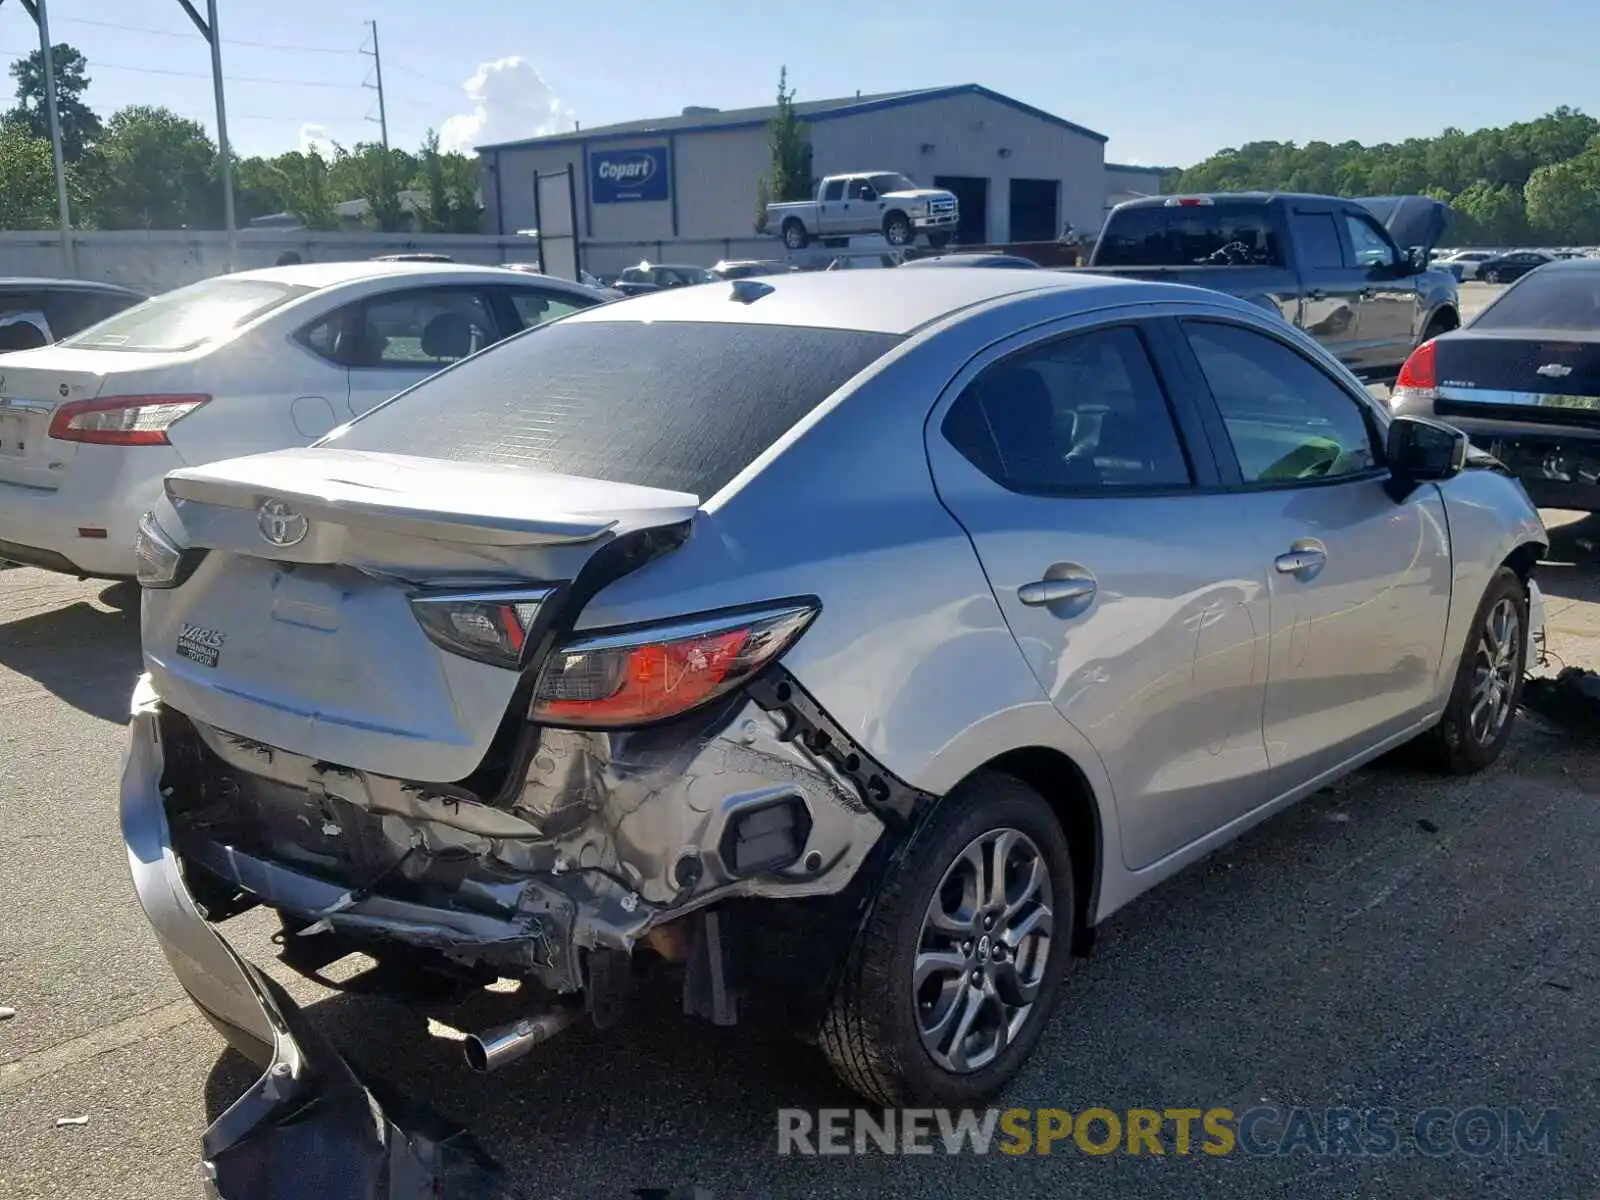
[258,499,309,547]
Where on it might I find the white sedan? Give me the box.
[0,261,608,578]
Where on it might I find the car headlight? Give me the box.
[910,201,929,216]
[135,510,204,589]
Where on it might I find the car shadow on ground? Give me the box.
[0,582,141,724]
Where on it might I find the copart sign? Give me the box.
[590,146,670,204]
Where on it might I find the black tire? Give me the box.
[1482,268,1501,284]
[782,219,809,250]
[927,231,952,249]
[883,212,913,246]
[819,771,1075,1106]
[1422,566,1528,773]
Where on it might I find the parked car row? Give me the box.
[0,261,611,577]
[115,265,1547,1189]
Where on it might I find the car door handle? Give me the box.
[1019,577,1097,606]
[1274,547,1327,575]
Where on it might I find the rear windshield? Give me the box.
[1472,268,1600,332]
[65,277,311,352]
[324,320,904,497]
[1096,203,1284,268]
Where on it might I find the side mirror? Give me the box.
[1387,414,1468,483]
[859,188,876,202]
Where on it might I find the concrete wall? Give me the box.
[0,230,543,295]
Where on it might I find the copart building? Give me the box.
[476,84,1161,273]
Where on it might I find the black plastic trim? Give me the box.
[745,667,937,827]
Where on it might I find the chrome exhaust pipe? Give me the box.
[463,1009,579,1073]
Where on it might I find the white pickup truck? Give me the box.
[767,172,958,250]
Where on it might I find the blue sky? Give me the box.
[1,0,1595,165]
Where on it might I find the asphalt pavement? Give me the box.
[6,318,1600,1196]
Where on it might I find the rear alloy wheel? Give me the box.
[1424,566,1528,773]
[783,219,809,250]
[884,213,913,246]
[820,771,1075,1105]
[1483,268,1502,284]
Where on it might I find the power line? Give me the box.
[52,15,359,55]
[384,62,468,96]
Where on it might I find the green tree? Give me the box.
[754,66,812,230]
[329,142,414,231]
[1524,150,1600,243]
[82,106,218,229]
[1451,180,1527,245]
[0,125,59,228]
[414,129,481,233]
[3,43,101,162]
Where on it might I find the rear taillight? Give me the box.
[410,588,556,670]
[531,602,817,728]
[134,510,206,589]
[1392,340,1437,407]
[48,394,208,445]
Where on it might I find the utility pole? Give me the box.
[362,20,389,150]
[0,0,75,274]
[172,0,236,270]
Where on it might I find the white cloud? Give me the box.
[299,123,335,158]
[439,57,574,153]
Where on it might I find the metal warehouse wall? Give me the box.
[807,92,1106,244]
[480,90,1109,268]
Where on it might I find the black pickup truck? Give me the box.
[1082,192,1460,381]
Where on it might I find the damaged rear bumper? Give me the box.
[121,686,511,1198]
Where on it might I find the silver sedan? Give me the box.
[121,269,1547,1174]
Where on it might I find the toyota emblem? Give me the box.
[257,499,309,547]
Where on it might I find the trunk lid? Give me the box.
[1433,331,1600,429]
[0,349,113,489]
[144,447,698,782]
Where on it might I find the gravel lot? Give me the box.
[7,282,1599,1199]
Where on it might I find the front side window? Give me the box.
[942,325,1193,494]
[1182,320,1379,484]
[1344,214,1397,268]
[822,180,845,202]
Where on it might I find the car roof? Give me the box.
[213,261,551,288]
[564,268,1168,335]
[1540,256,1600,271]
[0,277,144,297]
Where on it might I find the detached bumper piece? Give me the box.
[122,694,512,1199]
[201,964,511,1200]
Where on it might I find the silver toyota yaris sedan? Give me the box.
[121,269,1547,1163]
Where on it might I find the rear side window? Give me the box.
[298,288,498,369]
[1291,212,1345,270]
[509,288,593,330]
[1474,269,1600,331]
[65,278,309,352]
[943,325,1192,493]
[1096,204,1284,268]
[325,321,903,497]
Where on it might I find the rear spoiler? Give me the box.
[1353,195,1455,254]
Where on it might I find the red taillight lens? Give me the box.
[1395,339,1437,395]
[531,603,817,728]
[47,394,208,445]
[411,588,555,669]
